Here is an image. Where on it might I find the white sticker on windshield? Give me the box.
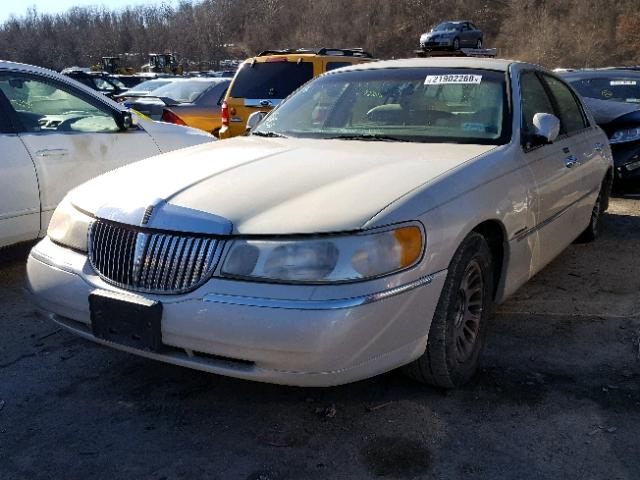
[611,80,637,86]
[424,74,483,85]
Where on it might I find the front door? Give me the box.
[0,91,40,247]
[0,72,160,235]
[519,70,584,275]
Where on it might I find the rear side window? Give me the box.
[230,61,314,99]
[543,75,588,134]
[520,71,556,137]
[326,62,352,72]
[199,82,229,106]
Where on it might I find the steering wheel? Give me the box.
[423,110,455,125]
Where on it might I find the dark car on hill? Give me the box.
[561,69,640,184]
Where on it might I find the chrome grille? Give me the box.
[88,221,220,294]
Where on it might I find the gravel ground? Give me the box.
[1,196,639,480]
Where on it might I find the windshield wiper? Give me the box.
[325,134,412,142]
[251,131,287,138]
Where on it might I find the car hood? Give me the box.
[135,115,214,152]
[70,137,495,235]
[583,96,640,126]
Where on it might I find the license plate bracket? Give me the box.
[89,290,163,352]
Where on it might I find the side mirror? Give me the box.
[246,111,267,133]
[116,110,133,130]
[531,112,560,145]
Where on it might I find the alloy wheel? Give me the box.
[452,260,484,363]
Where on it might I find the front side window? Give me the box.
[0,73,119,133]
[254,68,509,145]
[520,71,556,139]
[543,75,587,134]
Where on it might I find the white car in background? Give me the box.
[0,61,214,249]
[27,58,612,388]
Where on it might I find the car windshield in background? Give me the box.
[127,79,173,95]
[433,22,458,31]
[229,61,314,99]
[150,80,215,103]
[254,68,509,144]
[569,77,640,104]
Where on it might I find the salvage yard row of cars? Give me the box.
[2,45,618,388]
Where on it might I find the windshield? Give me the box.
[150,80,214,103]
[229,60,314,99]
[433,22,458,31]
[253,68,509,145]
[128,79,173,95]
[569,76,640,104]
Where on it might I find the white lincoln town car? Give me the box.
[27,58,612,387]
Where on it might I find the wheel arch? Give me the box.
[470,219,508,302]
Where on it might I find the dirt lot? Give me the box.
[1,196,639,480]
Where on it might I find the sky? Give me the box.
[0,0,178,22]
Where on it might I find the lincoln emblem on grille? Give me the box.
[131,232,149,282]
[142,205,154,225]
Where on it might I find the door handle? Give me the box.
[35,149,69,157]
[565,155,580,168]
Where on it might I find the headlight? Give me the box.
[47,197,93,252]
[610,127,640,144]
[221,225,424,283]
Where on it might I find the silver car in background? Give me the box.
[420,20,483,51]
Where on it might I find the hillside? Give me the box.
[1,0,638,71]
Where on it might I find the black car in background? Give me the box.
[62,69,128,98]
[561,69,640,184]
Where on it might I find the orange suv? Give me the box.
[219,48,373,138]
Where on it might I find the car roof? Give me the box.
[560,68,640,79]
[332,56,518,73]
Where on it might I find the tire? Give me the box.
[575,176,610,243]
[476,38,483,49]
[403,232,494,388]
[452,38,460,51]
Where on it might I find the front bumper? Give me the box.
[26,238,446,386]
[420,39,454,49]
[612,142,640,182]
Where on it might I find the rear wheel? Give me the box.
[476,38,483,49]
[403,232,494,388]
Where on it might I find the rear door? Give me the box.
[0,89,41,247]
[519,70,583,273]
[0,71,160,235]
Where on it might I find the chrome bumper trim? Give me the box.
[203,273,438,310]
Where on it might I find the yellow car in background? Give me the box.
[219,48,374,138]
[123,78,231,136]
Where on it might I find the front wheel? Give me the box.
[476,38,483,49]
[403,232,494,388]
[452,37,460,51]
